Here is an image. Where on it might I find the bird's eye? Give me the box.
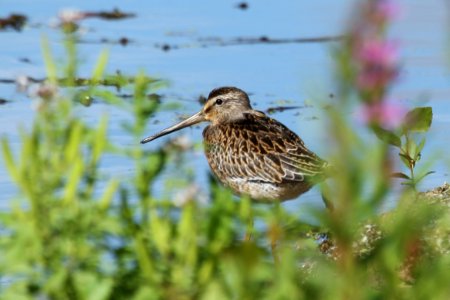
[215,98,223,105]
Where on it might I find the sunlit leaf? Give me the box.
[63,158,84,203]
[417,138,426,154]
[403,107,433,133]
[1,138,19,181]
[99,179,119,210]
[65,121,84,162]
[92,116,108,163]
[41,35,58,83]
[92,49,109,84]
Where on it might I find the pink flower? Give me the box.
[356,65,398,90]
[357,100,407,129]
[356,0,400,29]
[355,39,399,90]
[373,0,400,22]
[357,39,398,66]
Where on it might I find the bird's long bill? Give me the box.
[140,111,206,144]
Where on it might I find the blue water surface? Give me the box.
[0,0,449,216]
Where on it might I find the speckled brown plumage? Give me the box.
[141,87,328,202]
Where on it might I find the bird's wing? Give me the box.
[204,112,327,184]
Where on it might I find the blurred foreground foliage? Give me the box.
[1,1,450,299]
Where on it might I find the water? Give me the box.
[1,0,449,215]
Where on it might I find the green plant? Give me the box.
[0,1,449,299]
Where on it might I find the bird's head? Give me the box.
[140,86,252,144]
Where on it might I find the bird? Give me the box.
[141,87,328,203]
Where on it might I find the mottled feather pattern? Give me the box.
[203,110,327,188]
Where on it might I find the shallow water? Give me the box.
[0,0,449,215]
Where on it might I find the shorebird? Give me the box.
[141,87,328,202]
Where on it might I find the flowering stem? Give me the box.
[403,132,417,191]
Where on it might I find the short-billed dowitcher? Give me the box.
[141,87,328,202]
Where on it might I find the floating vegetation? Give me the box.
[266,105,303,114]
[0,13,27,31]
[155,35,343,52]
[0,73,163,90]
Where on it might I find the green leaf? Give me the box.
[416,138,426,154]
[403,107,433,133]
[92,89,129,109]
[391,172,410,180]
[41,35,58,83]
[99,179,119,211]
[64,121,84,162]
[399,152,412,168]
[372,126,401,147]
[92,116,108,163]
[416,171,435,183]
[91,49,109,85]
[1,138,19,182]
[63,158,84,204]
